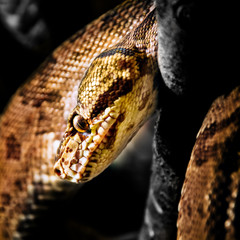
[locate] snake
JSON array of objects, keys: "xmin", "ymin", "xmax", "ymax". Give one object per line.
[{"xmin": 0, "ymin": 0, "xmax": 240, "ymax": 239}]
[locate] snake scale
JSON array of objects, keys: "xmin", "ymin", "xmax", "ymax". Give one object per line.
[{"xmin": 0, "ymin": 0, "xmax": 240, "ymax": 239}]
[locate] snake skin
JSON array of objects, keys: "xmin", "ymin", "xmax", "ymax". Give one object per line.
[
  {"xmin": 177, "ymin": 86, "xmax": 240, "ymax": 240},
  {"xmin": 0, "ymin": 0, "xmax": 240, "ymax": 239},
  {"xmin": 0, "ymin": 0, "xmax": 153, "ymax": 238}
]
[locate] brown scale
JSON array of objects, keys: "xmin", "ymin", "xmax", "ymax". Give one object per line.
[
  {"xmin": 177, "ymin": 86, "xmax": 240, "ymax": 240},
  {"xmin": 0, "ymin": 0, "xmax": 153, "ymax": 238}
]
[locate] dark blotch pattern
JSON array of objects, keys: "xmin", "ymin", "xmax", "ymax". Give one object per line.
[
  {"xmin": 195, "ymin": 158, "xmax": 207, "ymax": 167},
  {"xmin": 6, "ymin": 134, "xmax": 21, "ymax": 160},
  {"xmin": 91, "ymin": 77, "xmax": 133, "ymax": 118},
  {"xmin": 96, "ymin": 47, "xmax": 137, "ymax": 59},
  {"xmin": 1, "ymin": 193, "xmax": 11, "ymax": 206}
]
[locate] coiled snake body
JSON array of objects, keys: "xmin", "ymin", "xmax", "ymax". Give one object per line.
[{"xmin": 0, "ymin": 0, "xmax": 240, "ymax": 239}]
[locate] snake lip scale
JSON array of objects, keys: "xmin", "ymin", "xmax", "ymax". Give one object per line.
[{"xmin": 54, "ymin": 103, "xmax": 121, "ymax": 183}]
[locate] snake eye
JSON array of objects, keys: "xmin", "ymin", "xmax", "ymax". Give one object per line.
[{"xmin": 73, "ymin": 115, "xmax": 89, "ymax": 132}]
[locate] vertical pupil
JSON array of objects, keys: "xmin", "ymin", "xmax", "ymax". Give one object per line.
[{"xmin": 78, "ymin": 120, "xmax": 86, "ymax": 129}]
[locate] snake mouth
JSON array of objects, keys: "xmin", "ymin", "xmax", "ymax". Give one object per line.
[{"xmin": 54, "ymin": 108, "xmax": 119, "ymax": 183}]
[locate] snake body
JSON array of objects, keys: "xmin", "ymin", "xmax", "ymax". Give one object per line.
[
  {"xmin": 0, "ymin": 0, "xmax": 240, "ymax": 239},
  {"xmin": 0, "ymin": 0, "xmax": 153, "ymax": 238},
  {"xmin": 177, "ymin": 87, "xmax": 240, "ymax": 240}
]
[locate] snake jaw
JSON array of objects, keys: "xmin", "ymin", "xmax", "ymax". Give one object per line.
[{"xmin": 54, "ymin": 106, "xmax": 120, "ymax": 183}]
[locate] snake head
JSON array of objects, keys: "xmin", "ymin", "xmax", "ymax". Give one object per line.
[
  {"xmin": 54, "ymin": 44, "xmax": 159, "ymax": 183},
  {"xmin": 54, "ymin": 101, "xmax": 123, "ymax": 183}
]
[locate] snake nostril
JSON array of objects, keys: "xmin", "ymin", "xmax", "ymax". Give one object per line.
[{"xmin": 54, "ymin": 168, "xmax": 61, "ymax": 176}]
